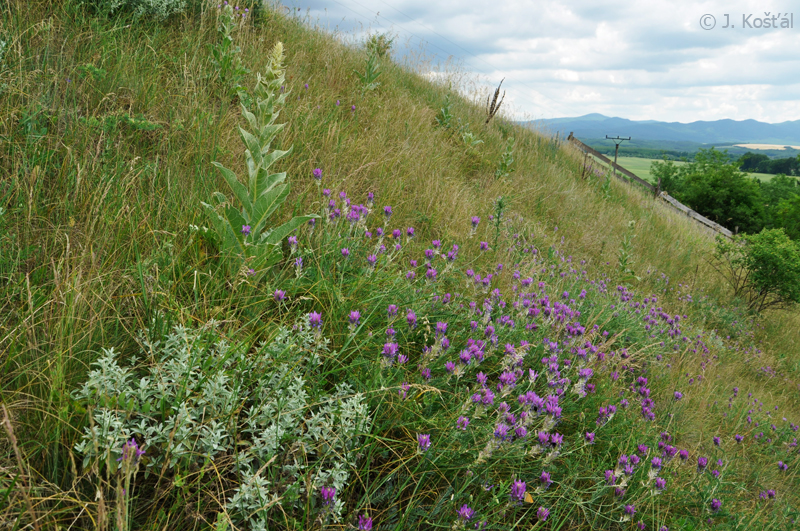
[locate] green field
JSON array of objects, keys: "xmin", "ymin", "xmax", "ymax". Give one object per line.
[{"xmin": 603, "ymin": 156, "xmax": 775, "ymax": 183}]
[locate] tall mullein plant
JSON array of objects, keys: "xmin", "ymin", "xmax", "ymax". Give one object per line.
[{"xmin": 204, "ymin": 42, "xmax": 317, "ymax": 274}]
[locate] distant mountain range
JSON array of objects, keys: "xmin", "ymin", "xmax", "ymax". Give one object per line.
[{"xmin": 526, "ymin": 113, "xmax": 800, "ymax": 145}]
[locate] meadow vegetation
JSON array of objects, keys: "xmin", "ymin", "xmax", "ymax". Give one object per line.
[{"xmin": 1, "ymin": 1, "xmax": 800, "ymax": 530}]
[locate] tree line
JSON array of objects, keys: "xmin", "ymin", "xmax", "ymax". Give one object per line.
[
  {"xmin": 737, "ymin": 151, "xmax": 800, "ymax": 176},
  {"xmin": 651, "ymin": 149, "xmax": 800, "ymax": 239}
]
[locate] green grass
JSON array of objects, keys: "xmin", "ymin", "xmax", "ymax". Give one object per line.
[
  {"xmin": 1, "ymin": 1, "xmax": 799, "ymax": 530},
  {"xmin": 611, "ymin": 156, "xmax": 775, "ymax": 183}
]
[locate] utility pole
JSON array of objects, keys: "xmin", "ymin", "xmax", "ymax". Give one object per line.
[{"xmin": 605, "ymin": 135, "xmax": 631, "ymax": 178}]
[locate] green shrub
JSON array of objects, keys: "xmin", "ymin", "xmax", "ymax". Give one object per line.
[{"xmin": 710, "ymin": 228, "xmax": 800, "ymax": 312}]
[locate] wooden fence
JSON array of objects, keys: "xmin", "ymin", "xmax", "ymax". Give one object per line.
[{"xmin": 567, "ymin": 133, "xmax": 734, "ymax": 239}]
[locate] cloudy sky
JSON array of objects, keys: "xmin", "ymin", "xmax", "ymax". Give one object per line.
[{"xmin": 283, "ymin": 0, "xmax": 800, "ymax": 123}]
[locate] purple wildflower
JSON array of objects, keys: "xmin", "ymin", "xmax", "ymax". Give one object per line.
[
  {"xmin": 537, "ymin": 507, "xmax": 550, "ymax": 522},
  {"xmin": 320, "ymin": 486, "xmax": 336, "ymax": 505},
  {"xmin": 509, "ymin": 480, "xmax": 526, "ymax": 503},
  {"xmin": 417, "ymin": 433, "xmax": 431, "ymax": 452},
  {"xmin": 457, "ymin": 504, "xmax": 475, "ymax": 522}
]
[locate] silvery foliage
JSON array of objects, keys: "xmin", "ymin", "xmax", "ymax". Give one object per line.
[
  {"xmin": 106, "ymin": 0, "xmax": 187, "ymax": 20},
  {"xmin": 73, "ymin": 319, "xmax": 371, "ymax": 527}
]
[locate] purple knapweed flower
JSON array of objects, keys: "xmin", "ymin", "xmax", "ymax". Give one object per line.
[
  {"xmin": 407, "ymin": 310, "xmax": 417, "ymax": 329},
  {"xmin": 417, "ymin": 433, "xmax": 431, "ymax": 452},
  {"xmin": 399, "ymin": 382, "xmax": 410, "ymax": 400},
  {"xmin": 117, "ymin": 438, "xmax": 145, "ymax": 463},
  {"xmin": 349, "ymin": 310, "xmax": 361, "ymax": 326},
  {"xmin": 320, "ymin": 486, "xmax": 336, "ymax": 505},
  {"xmin": 509, "ymin": 480, "xmax": 526, "ymax": 503},
  {"xmin": 479, "ymin": 241, "xmax": 489, "ymax": 251},
  {"xmin": 273, "ymin": 290, "xmax": 286, "ymax": 302},
  {"xmin": 713, "ymin": 436, "xmax": 721, "ymax": 447},
  {"xmin": 341, "ymin": 247, "xmax": 350, "ymax": 258},
  {"xmin": 624, "ymin": 504, "xmax": 636, "ymax": 517},
  {"xmin": 308, "ymin": 311, "xmax": 322, "ymax": 328},
  {"xmin": 540, "ymin": 471, "xmax": 553, "ymax": 489},
  {"xmin": 457, "ymin": 416, "xmax": 469, "ymax": 430},
  {"xmin": 471, "ymin": 216, "xmax": 480, "ymax": 228},
  {"xmin": 674, "ymin": 391, "xmax": 683, "ymax": 400},
  {"xmin": 384, "ymin": 206, "xmax": 392, "ymax": 219},
  {"xmin": 382, "ymin": 342, "xmax": 398, "ymax": 360},
  {"xmin": 406, "ymin": 227, "xmax": 415, "ymax": 238},
  {"xmin": 585, "ymin": 432, "xmax": 596, "ymax": 444},
  {"xmin": 710, "ymin": 498, "xmax": 722, "ymax": 512},
  {"xmin": 655, "ymin": 477, "xmax": 667, "ymax": 491},
  {"xmin": 778, "ymin": 461, "xmax": 788, "ymax": 471},
  {"xmin": 358, "ymin": 515, "xmax": 373, "ymax": 530},
  {"xmin": 241, "ymin": 224, "xmax": 251, "ymax": 236},
  {"xmin": 457, "ymin": 504, "xmax": 475, "ymax": 522},
  {"xmin": 537, "ymin": 507, "xmax": 550, "ymax": 522},
  {"xmin": 697, "ymin": 456, "xmax": 708, "ymax": 472},
  {"xmin": 312, "ymin": 168, "xmax": 323, "ymax": 180},
  {"xmin": 735, "ymin": 434, "xmax": 743, "ymax": 443}
]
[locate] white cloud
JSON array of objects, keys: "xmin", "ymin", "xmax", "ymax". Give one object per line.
[{"xmin": 295, "ymin": 0, "xmax": 800, "ymax": 122}]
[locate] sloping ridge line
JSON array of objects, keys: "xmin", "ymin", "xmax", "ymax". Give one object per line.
[{"xmin": 567, "ymin": 133, "xmax": 734, "ymax": 240}]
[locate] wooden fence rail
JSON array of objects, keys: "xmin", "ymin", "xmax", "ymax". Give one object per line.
[{"xmin": 566, "ymin": 133, "xmax": 733, "ymax": 240}]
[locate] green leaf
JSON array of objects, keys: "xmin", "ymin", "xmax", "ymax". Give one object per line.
[
  {"xmin": 262, "ymin": 215, "xmax": 318, "ymax": 246},
  {"xmin": 255, "ymin": 170, "xmax": 287, "ymax": 199},
  {"xmin": 251, "ymin": 183, "xmax": 290, "ymax": 236},
  {"xmin": 211, "ymin": 162, "xmax": 252, "ymax": 214},
  {"xmin": 260, "ymin": 147, "xmax": 292, "ymax": 174}
]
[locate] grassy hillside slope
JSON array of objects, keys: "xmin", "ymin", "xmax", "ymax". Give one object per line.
[{"xmin": 1, "ymin": 1, "xmax": 799, "ymax": 530}]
